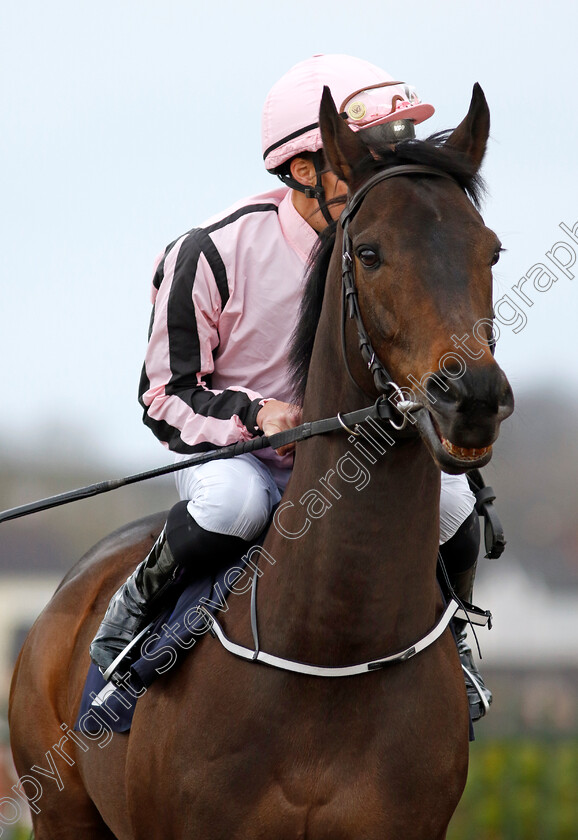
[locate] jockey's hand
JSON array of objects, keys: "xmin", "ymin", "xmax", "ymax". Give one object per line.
[{"xmin": 256, "ymin": 400, "xmax": 303, "ymax": 456}]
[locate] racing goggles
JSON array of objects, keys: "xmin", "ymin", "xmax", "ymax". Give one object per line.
[{"xmin": 339, "ymin": 81, "xmax": 429, "ymax": 129}]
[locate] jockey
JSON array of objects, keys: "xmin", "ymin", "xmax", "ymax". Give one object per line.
[{"xmin": 90, "ymin": 54, "xmax": 492, "ymax": 721}]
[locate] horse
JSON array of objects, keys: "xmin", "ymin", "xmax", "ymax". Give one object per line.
[{"xmin": 9, "ymin": 82, "xmax": 513, "ymax": 839}]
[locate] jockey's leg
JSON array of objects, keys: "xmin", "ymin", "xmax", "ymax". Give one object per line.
[
  {"xmin": 90, "ymin": 454, "xmax": 284, "ymax": 681},
  {"xmin": 439, "ymin": 473, "xmax": 492, "ymax": 721}
]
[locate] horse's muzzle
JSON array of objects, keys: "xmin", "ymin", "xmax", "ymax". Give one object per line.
[{"xmin": 414, "ymin": 363, "xmax": 514, "ymax": 474}]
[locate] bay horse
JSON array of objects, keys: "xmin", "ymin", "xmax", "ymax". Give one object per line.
[{"xmin": 9, "ymin": 83, "xmax": 513, "ymax": 839}]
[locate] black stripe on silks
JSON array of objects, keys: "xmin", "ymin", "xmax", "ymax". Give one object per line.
[
  {"xmin": 163, "ymin": 231, "xmax": 256, "ymax": 425},
  {"xmin": 139, "ymin": 391, "xmax": 260, "ymax": 455},
  {"xmin": 203, "ymin": 202, "xmax": 279, "ymax": 235},
  {"xmin": 197, "ymin": 203, "xmax": 280, "ymax": 309},
  {"xmin": 165, "ymin": 230, "xmax": 204, "ymax": 391},
  {"xmin": 146, "ymin": 304, "xmax": 155, "ymax": 341},
  {"xmin": 138, "ymin": 366, "xmax": 151, "ymax": 412},
  {"xmin": 140, "ymin": 410, "xmax": 222, "ymax": 455},
  {"xmin": 153, "ymin": 203, "xmax": 278, "ymax": 299},
  {"xmin": 190, "ymin": 228, "xmax": 229, "ymax": 308},
  {"xmin": 141, "ymin": 202, "xmax": 280, "ymax": 448},
  {"xmin": 152, "ymin": 235, "xmax": 181, "ymax": 291},
  {"xmin": 164, "ymin": 203, "xmax": 281, "ymax": 402},
  {"xmin": 139, "ymin": 363, "xmax": 211, "ymax": 416},
  {"xmin": 139, "ymin": 368, "xmax": 223, "ymax": 455},
  {"xmin": 174, "ymin": 385, "xmax": 257, "ymax": 425},
  {"xmin": 152, "ymin": 257, "xmax": 165, "ymax": 292}
]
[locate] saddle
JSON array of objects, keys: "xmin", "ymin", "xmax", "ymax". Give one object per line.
[{"xmin": 76, "ymin": 554, "xmax": 249, "ymax": 734}]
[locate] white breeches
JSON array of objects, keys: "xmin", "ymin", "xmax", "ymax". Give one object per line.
[
  {"xmin": 174, "ymin": 454, "xmax": 287, "ymax": 541},
  {"xmin": 438, "ymin": 472, "xmax": 476, "ymax": 543},
  {"xmin": 174, "ymin": 453, "xmax": 475, "ymax": 544}
]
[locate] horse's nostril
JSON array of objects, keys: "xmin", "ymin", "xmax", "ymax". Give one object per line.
[
  {"xmin": 425, "ymin": 373, "xmax": 460, "ymax": 407},
  {"xmin": 423, "ymin": 364, "xmax": 514, "ymax": 424},
  {"xmin": 426, "ymin": 374, "xmax": 477, "ymax": 413}
]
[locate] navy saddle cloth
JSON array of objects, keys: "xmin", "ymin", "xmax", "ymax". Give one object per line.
[{"xmin": 75, "ymin": 556, "xmax": 249, "ymax": 734}]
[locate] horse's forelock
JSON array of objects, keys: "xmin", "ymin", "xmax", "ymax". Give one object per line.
[{"xmin": 371, "ymin": 132, "xmax": 486, "ymax": 208}]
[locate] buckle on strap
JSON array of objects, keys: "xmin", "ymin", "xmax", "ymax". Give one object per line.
[
  {"xmin": 454, "ymin": 601, "xmax": 492, "ymax": 629},
  {"xmin": 467, "ymin": 469, "xmax": 506, "ymax": 559}
]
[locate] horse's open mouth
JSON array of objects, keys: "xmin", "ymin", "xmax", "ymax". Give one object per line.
[
  {"xmin": 412, "ymin": 407, "xmax": 494, "ymax": 474},
  {"xmin": 440, "ymin": 437, "xmax": 492, "ymax": 462}
]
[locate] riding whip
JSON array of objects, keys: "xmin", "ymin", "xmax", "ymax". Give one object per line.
[{"xmin": 0, "ymin": 399, "xmax": 402, "ymax": 524}]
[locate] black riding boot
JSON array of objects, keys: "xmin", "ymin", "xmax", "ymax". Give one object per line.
[
  {"xmin": 440, "ymin": 510, "xmax": 492, "ymax": 721},
  {"xmin": 89, "ymin": 501, "xmax": 250, "ymax": 682}
]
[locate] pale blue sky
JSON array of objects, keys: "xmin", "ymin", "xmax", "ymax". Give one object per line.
[{"xmin": 1, "ymin": 0, "xmax": 577, "ymax": 469}]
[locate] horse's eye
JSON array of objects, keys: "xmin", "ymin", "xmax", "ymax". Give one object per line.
[
  {"xmin": 357, "ymin": 247, "xmax": 380, "ymax": 269},
  {"xmin": 491, "ymin": 247, "xmax": 502, "ymax": 266}
]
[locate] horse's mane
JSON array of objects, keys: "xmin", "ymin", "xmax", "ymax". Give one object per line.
[{"xmin": 288, "ymin": 131, "xmax": 486, "ymax": 405}]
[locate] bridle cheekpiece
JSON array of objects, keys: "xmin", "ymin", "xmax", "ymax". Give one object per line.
[{"xmin": 339, "ymin": 164, "xmax": 457, "ymax": 429}]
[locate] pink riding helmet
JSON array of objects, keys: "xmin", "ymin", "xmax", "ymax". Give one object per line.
[{"xmin": 262, "ymin": 53, "xmax": 435, "ymax": 172}]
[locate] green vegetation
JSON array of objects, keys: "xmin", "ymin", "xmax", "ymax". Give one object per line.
[{"xmin": 448, "ymin": 738, "xmax": 578, "ymax": 840}]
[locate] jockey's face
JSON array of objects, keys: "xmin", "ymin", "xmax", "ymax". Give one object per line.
[
  {"xmin": 321, "ymin": 169, "xmax": 348, "ymax": 217},
  {"xmin": 289, "ymin": 155, "xmax": 347, "ymax": 233}
]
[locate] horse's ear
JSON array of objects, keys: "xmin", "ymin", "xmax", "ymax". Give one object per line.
[
  {"xmin": 446, "ymin": 83, "xmax": 490, "ymax": 171},
  {"xmin": 319, "ymin": 86, "xmax": 369, "ymax": 186}
]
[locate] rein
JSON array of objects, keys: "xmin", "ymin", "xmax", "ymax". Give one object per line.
[
  {"xmin": 339, "ymin": 164, "xmax": 457, "ymax": 414},
  {"xmin": 0, "ymin": 398, "xmax": 411, "ymax": 524},
  {"xmin": 1, "ymin": 166, "xmax": 458, "ymax": 526}
]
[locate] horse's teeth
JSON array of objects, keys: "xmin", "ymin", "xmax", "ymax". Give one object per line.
[{"xmin": 441, "ymin": 438, "xmax": 490, "ymax": 460}]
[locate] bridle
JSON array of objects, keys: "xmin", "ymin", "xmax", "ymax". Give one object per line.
[{"xmin": 339, "ymin": 164, "xmax": 458, "ymax": 425}]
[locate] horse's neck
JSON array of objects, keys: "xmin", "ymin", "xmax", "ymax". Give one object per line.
[
  {"xmin": 258, "ymin": 274, "xmax": 443, "ymax": 664},
  {"xmin": 260, "ymin": 431, "xmax": 441, "ymax": 663}
]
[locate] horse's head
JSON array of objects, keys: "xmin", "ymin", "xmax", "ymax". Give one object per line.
[{"xmin": 319, "ymin": 83, "xmax": 514, "ymax": 474}]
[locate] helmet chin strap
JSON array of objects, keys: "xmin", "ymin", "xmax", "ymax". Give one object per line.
[
  {"xmin": 276, "ymin": 150, "xmax": 335, "ymax": 228},
  {"xmin": 303, "ymin": 150, "xmax": 335, "ymax": 227}
]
